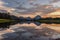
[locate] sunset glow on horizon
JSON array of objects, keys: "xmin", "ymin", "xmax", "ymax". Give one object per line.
[{"xmin": 0, "ymin": 0, "xmax": 60, "ymax": 17}]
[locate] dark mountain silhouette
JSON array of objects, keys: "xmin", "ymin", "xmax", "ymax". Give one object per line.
[
  {"xmin": 33, "ymin": 15, "xmax": 41, "ymax": 21},
  {"xmin": 25, "ymin": 17, "xmax": 32, "ymax": 21},
  {"xmin": 19, "ymin": 16, "xmax": 25, "ymax": 21}
]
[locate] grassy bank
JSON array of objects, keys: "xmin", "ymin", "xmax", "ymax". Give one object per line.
[
  {"xmin": 0, "ymin": 19, "xmax": 60, "ymax": 23},
  {"xmin": 36, "ymin": 19, "xmax": 60, "ymax": 23},
  {"xmin": 0, "ymin": 19, "xmax": 15, "ymax": 23}
]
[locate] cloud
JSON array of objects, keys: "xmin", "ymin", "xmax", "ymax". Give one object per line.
[
  {"xmin": 14, "ymin": 4, "xmax": 57, "ymax": 17},
  {"xmin": 0, "ymin": 0, "xmax": 5, "ymax": 6},
  {"xmin": 52, "ymin": 0, "xmax": 60, "ymax": 3},
  {"xmin": 0, "ymin": 0, "xmax": 60, "ymax": 16},
  {"xmin": 51, "ymin": 1, "xmax": 60, "ymax": 8}
]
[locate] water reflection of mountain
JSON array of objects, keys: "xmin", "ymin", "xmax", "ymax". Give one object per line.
[
  {"xmin": 0, "ymin": 21, "xmax": 41, "ymax": 29},
  {"xmin": 0, "ymin": 22, "xmax": 18, "ymax": 29}
]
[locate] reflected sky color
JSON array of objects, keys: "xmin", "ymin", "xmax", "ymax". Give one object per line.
[{"xmin": 0, "ymin": 23, "xmax": 60, "ymax": 40}]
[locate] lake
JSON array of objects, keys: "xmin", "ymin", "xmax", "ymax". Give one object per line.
[{"xmin": 0, "ymin": 21, "xmax": 60, "ymax": 40}]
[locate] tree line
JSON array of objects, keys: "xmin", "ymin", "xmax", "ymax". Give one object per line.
[{"xmin": 0, "ymin": 12, "xmax": 60, "ymax": 21}]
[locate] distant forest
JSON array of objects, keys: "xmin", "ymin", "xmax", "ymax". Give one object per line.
[
  {"xmin": 0, "ymin": 12, "xmax": 60, "ymax": 21},
  {"xmin": 0, "ymin": 12, "xmax": 19, "ymax": 20}
]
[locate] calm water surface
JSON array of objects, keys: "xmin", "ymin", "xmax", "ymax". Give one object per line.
[{"xmin": 0, "ymin": 22, "xmax": 60, "ymax": 40}]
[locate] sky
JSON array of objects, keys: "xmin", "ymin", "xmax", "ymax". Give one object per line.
[{"xmin": 0, "ymin": 0, "xmax": 60, "ymax": 16}]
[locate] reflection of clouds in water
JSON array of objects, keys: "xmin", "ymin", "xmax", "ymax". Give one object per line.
[
  {"xmin": 51, "ymin": 34, "xmax": 60, "ymax": 39},
  {"xmin": 0, "ymin": 24, "xmax": 60, "ymax": 40}
]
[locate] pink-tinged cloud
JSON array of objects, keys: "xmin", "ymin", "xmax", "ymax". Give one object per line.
[{"xmin": 0, "ymin": 0, "xmax": 60, "ymax": 17}]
